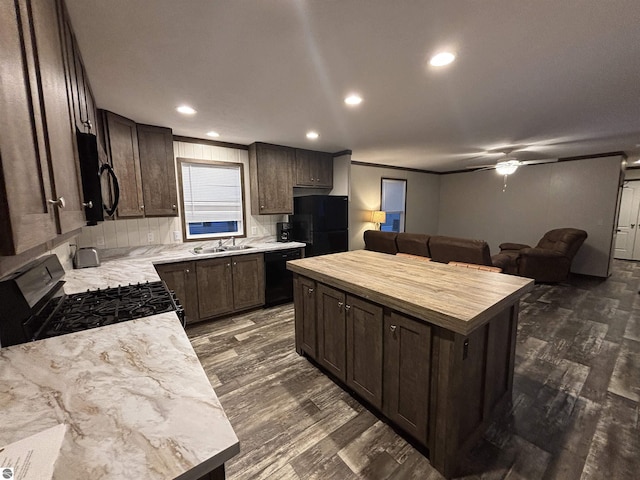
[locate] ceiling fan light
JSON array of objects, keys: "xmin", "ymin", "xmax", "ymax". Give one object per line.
[{"xmin": 495, "ymin": 160, "xmax": 519, "ymax": 175}]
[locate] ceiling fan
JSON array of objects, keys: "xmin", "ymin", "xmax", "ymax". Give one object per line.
[
  {"xmin": 465, "ymin": 147, "xmax": 557, "ymax": 191},
  {"xmin": 465, "ymin": 147, "xmax": 557, "ymax": 174}
]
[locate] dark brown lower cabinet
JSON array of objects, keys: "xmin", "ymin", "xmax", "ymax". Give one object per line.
[
  {"xmin": 293, "ymin": 274, "xmax": 522, "ymax": 479},
  {"xmin": 316, "ymin": 284, "xmax": 347, "ymax": 381},
  {"xmin": 154, "ymin": 261, "xmax": 198, "ymax": 324},
  {"xmin": 294, "ymin": 276, "xmax": 317, "ymax": 357},
  {"xmin": 196, "ymin": 258, "xmax": 234, "ymax": 319},
  {"xmin": 346, "ymin": 295, "xmax": 383, "ymax": 410},
  {"xmin": 383, "ymin": 311, "xmax": 431, "ymax": 445},
  {"xmin": 156, "ymin": 253, "xmax": 265, "ymax": 325},
  {"xmin": 231, "ymin": 254, "xmax": 265, "ymax": 311}
]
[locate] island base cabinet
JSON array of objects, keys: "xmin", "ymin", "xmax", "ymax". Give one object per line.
[
  {"xmin": 383, "ymin": 311, "xmax": 431, "ymax": 446},
  {"xmin": 316, "ymin": 284, "xmax": 347, "ymax": 382},
  {"xmin": 294, "ymin": 275, "xmax": 317, "ymax": 357},
  {"xmin": 428, "ymin": 305, "xmax": 518, "ymax": 478},
  {"xmin": 291, "ymin": 273, "xmax": 522, "ymax": 479},
  {"xmin": 346, "ymin": 295, "xmax": 383, "ymax": 410}
]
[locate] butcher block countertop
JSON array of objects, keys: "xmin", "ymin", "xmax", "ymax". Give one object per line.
[
  {"xmin": 287, "ymin": 250, "xmax": 534, "ymax": 335},
  {"xmin": 0, "ymin": 312, "xmax": 239, "ymax": 480}
]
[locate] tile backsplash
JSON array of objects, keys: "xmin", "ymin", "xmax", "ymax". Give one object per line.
[{"xmin": 76, "ymin": 215, "xmax": 286, "ymax": 249}]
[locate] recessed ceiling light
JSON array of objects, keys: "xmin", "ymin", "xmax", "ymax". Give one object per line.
[
  {"xmin": 344, "ymin": 94, "xmax": 363, "ymax": 106},
  {"xmin": 206, "ymin": 131, "xmax": 220, "ymax": 138},
  {"xmin": 306, "ymin": 131, "xmax": 319, "ymax": 140},
  {"xmin": 176, "ymin": 105, "xmax": 197, "ymax": 115},
  {"xmin": 429, "ymin": 52, "xmax": 456, "ymax": 67}
]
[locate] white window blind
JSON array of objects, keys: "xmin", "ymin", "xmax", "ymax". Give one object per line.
[{"xmin": 181, "ymin": 162, "xmax": 243, "ymax": 232}]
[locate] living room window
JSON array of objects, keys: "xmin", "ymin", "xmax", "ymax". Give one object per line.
[
  {"xmin": 178, "ymin": 158, "xmax": 246, "ymax": 241},
  {"xmin": 380, "ymin": 178, "xmax": 407, "ymax": 233}
]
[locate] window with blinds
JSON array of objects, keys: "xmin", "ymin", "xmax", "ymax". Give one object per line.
[
  {"xmin": 179, "ymin": 159, "xmax": 245, "ymax": 240},
  {"xmin": 380, "ymin": 177, "xmax": 407, "ymax": 233}
]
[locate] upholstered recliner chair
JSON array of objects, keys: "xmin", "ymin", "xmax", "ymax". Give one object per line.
[{"xmin": 492, "ymin": 228, "xmax": 588, "ymax": 283}]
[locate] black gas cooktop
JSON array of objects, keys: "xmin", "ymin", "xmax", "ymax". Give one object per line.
[
  {"xmin": 0, "ymin": 255, "xmax": 184, "ymax": 347},
  {"xmin": 32, "ymin": 281, "xmax": 184, "ymax": 340}
]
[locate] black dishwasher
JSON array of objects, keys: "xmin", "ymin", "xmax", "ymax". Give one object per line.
[{"xmin": 265, "ymin": 248, "xmax": 302, "ymax": 306}]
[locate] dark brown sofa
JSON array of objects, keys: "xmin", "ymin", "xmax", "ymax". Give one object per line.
[
  {"xmin": 396, "ymin": 233, "xmax": 430, "ymax": 257},
  {"xmin": 363, "ymin": 230, "xmax": 497, "ymax": 268},
  {"xmin": 363, "ymin": 230, "xmax": 398, "ymax": 254},
  {"xmin": 428, "ymin": 235, "xmax": 494, "ymax": 266},
  {"xmin": 492, "ymin": 228, "xmax": 587, "ymax": 283}
]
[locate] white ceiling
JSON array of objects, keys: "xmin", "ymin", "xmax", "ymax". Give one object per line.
[{"xmin": 65, "ymin": 0, "xmax": 640, "ymax": 172}]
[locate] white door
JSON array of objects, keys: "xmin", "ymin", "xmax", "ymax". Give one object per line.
[{"xmin": 614, "ymin": 181, "xmax": 640, "ymax": 260}]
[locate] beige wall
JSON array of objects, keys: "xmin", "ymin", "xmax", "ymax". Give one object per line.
[
  {"xmin": 349, "ymin": 164, "xmax": 440, "ymax": 250},
  {"xmin": 438, "ymin": 155, "xmax": 623, "ymax": 277}
]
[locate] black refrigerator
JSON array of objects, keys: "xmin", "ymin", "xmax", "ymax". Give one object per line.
[{"xmin": 290, "ymin": 195, "xmax": 348, "ymax": 257}]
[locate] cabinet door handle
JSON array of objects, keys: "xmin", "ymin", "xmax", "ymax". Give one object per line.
[
  {"xmin": 337, "ymin": 301, "xmax": 344, "ymax": 308},
  {"xmin": 172, "ymin": 204, "xmax": 177, "ymax": 210},
  {"xmin": 226, "ymin": 263, "xmax": 231, "ymax": 268},
  {"xmin": 390, "ymin": 324, "xmax": 397, "ymax": 338},
  {"xmin": 47, "ymin": 197, "xmax": 66, "ymax": 209},
  {"xmin": 307, "ymin": 287, "xmax": 314, "ymax": 294},
  {"xmin": 82, "ymin": 201, "xmax": 93, "ymax": 209},
  {"xmin": 140, "ymin": 205, "xmax": 145, "ymax": 210},
  {"xmin": 185, "ymin": 269, "xmax": 190, "ymax": 273},
  {"xmin": 632, "ymin": 224, "xmax": 636, "ymax": 228},
  {"xmin": 345, "ymin": 304, "xmax": 351, "ymax": 311}
]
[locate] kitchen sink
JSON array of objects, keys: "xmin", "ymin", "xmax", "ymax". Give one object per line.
[
  {"xmin": 190, "ymin": 245, "xmax": 254, "ymax": 255},
  {"xmin": 221, "ymin": 245, "xmax": 254, "ymax": 251},
  {"xmin": 190, "ymin": 247, "xmax": 224, "ymax": 255}
]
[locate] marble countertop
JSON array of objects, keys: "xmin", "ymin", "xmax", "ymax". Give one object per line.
[
  {"xmin": 288, "ymin": 250, "xmax": 534, "ymax": 335},
  {"xmin": 0, "ymin": 313, "xmax": 239, "ymax": 480},
  {"xmin": 64, "ymin": 237, "xmax": 305, "ymax": 293},
  {"xmin": 0, "ymin": 238, "xmax": 303, "ymax": 478}
]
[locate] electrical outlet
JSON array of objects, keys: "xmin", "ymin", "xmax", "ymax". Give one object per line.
[
  {"xmin": 251, "ymin": 226, "xmax": 257, "ymax": 236},
  {"xmin": 147, "ymin": 232, "xmax": 155, "ymax": 243},
  {"xmin": 96, "ymin": 236, "xmax": 105, "ymax": 247},
  {"xmin": 173, "ymin": 230, "xmax": 181, "ymax": 242}
]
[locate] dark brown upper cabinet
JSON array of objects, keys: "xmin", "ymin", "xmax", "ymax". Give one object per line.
[
  {"xmin": 294, "ymin": 148, "xmax": 333, "ymax": 189},
  {"xmin": 102, "ymin": 111, "xmax": 144, "ymax": 218},
  {"xmin": 249, "ymin": 142, "xmax": 295, "ymax": 215},
  {"xmin": 101, "ymin": 112, "xmax": 178, "ymax": 219},
  {"xmin": 137, "ymin": 124, "xmax": 178, "ymax": 216},
  {"xmin": 0, "ymin": 0, "xmax": 85, "ymax": 256}
]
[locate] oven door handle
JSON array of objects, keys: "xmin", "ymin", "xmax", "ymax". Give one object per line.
[{"xmin": 100, "ymin": 163, "xmax": 120, "ymax": 217}]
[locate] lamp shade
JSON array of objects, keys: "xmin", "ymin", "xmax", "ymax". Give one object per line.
[{"xmin": 371, "ymin": 210, "xmax": 386, "ymax": 224}]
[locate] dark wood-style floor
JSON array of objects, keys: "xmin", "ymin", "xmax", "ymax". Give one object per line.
[{"xmin": 187, "ymin": 260, "xmax": 640, "ymax": 479}]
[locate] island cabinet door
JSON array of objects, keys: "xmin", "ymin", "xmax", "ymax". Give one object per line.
[
  {"xmin": 294, "ymin": 276, "xmax": 317, "ymax": 357},
  {"xmin": 196, "ymin": 258, "xmax": 234, "ymax": 319},
  {"xmin": 345, "ymin": 295, "xmax": 383, "ymax": 410},
  {"xmin": 316, "ymin": 284, "xmax": 347, "ymax": 382},
  {"xmin": 383, "ymin": 311, "xmax": 431, "ymax": 446}
]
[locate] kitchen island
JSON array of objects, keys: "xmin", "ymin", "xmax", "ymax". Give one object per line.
[
  {"xmin": 287, "ymin": 250, "xmax": 534, "ymax": 478},
  {"xmin": 0, "ymin": 312, "xmax": 239, "ymax": 480}
]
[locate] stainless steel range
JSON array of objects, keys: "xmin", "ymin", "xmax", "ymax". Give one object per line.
[{"xmin": 0, "ymin": 255, "xmax": 184, "ymax": 348}]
